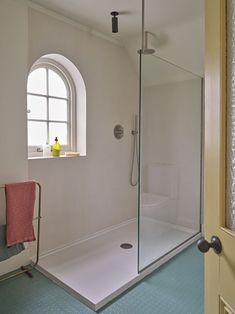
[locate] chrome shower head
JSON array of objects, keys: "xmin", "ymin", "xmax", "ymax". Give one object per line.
[
  {"xmin": 137, "ymin": 48, "xmax": 156, "ymax": 55},
  {"xmin": 142, "ymin": 48, "xmax": 156, "ymax": 55},
  {"xmin": 138, "ymin": 31, "xmax": 156, "ymax": 55}
]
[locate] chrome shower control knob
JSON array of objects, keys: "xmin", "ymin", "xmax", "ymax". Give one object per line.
[
  {"xmin": 197, "ymin": 236, "xmax": 222, "ymax": 255},
  {"xmin": 114, "ymin": 125, "xmax": 124, "ymax": 139}
]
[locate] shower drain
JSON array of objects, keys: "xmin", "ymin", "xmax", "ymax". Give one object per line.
[{"xmin": 120, "ymin": 243, "xmax": 133, "ymax": 249}]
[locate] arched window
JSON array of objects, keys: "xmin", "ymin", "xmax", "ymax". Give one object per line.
[{"xmin": 27, "ymin": 58, "xmax": 76, "ymax": 155}]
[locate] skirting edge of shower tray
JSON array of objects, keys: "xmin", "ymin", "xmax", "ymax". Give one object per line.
[{"xmin": 36, "ymin": 220, "xmax": 201, "ymax": 312}]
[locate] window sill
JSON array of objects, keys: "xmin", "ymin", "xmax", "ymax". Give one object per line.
[{"xmin": 28, "ymin": 154, "xmax": 85, "ymax": 160}]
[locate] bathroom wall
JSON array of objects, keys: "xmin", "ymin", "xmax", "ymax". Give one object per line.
[
  {"xmin": 141, "ymin": 78, "xmax": 201, "ymax": 230},
  {"xmin": 0, "ymin": 0, "xmax": 29, "ymax": 275},
  {"xmin": 28, "ymin": 8, "xmax": 138, "ymax": 253}
]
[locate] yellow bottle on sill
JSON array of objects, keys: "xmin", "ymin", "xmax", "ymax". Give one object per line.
[{"xmin": 52, "ymin": 137, "xmax": 61, "ymax": 157}]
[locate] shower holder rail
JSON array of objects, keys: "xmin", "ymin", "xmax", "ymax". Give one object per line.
[{"xmin": 0, "ymin": 182, "xmax": 42, "ymax": 282}]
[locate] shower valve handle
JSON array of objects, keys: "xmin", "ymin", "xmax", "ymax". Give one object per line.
[{"xmin": 197, "ymin": 236, "xmax": 222, "ymax": 255}]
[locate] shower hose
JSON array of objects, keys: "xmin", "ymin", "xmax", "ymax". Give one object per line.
[{"xmin": 130, "ymin": 128, "xmax": 139, "ymax": 186}]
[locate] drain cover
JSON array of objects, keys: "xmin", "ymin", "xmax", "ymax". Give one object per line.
[{"xmin": 120, "ymin": 243, "xmax": 133, "ymax": 249}]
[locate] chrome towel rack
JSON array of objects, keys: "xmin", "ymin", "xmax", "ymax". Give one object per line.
[{"xmin": 0, "ymin": 181, "xmax": 42, "ymax": 282}]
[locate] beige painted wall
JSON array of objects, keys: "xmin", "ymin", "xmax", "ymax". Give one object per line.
[
  {"xmin": 0, "ymin": 0, "xmax": 29, "ymax": 275},
  {"xmin": 28, "ymin": 8, "xmax": 138, "ymax": 254}
]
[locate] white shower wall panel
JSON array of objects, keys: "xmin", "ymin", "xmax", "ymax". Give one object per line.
[{"xmin": 28, "ymin": 8, "xmax": 138, "ymax": 254}]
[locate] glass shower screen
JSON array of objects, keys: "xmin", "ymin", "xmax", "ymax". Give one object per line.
[{"xmin": 138, "ymin": 53, "xmax": 202, "ymax": 271}]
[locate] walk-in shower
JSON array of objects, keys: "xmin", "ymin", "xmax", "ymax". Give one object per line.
[
  {"xmin": 138, "ymin": 52, "xmax": 202, "ymax": 271},
  {"xmin": 36, "ymin": 0, "xmax": 203, "ymax": 311},
  {"xmin": 38, "ymin": 40, "xmax": 202, "ymax": 313}
]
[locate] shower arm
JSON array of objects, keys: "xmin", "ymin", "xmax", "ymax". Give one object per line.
[
  {"xmin": 144, "ymin": 31, "xmax": 148, "ymax": 50},
  {"xmin": 142, "ymin": 0, "xmax": 145, "ymax": 52},
  {"xmin": 140, "ymin": 1, "xmax": 155, "ymax": 55}
]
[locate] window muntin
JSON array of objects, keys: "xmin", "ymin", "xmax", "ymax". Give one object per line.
[{"xmin": 27, "ymin": 62, "xmax": 73, "ymax": 151}]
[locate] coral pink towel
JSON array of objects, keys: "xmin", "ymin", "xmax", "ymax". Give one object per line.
[{"xmin": 6, "ymin": 181, "xmax": 36, "ymax": 247}]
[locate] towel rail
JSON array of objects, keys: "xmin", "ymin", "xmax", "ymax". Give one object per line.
[{"xmin": 0, "ymin": 181, "xmax": 42, "ymax": 282}]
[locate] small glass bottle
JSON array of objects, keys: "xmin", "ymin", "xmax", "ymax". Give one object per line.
[{"xmin": 43, "ymin": 141, "xmax": 51, "ymax": 157}]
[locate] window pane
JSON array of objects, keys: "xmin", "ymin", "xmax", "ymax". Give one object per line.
[
  {"xmin": 48, "ymin": 69, "xmax": 67, "ymax": 98},
  {"xmin": 28, "ymin": 121, "xmax": 47, "ymax": 146},
  {"xmin": 27, "ymin": 95, "xmax": 47, "ymax": 120},
  {"xmin": 28, "ymin": 68, "xmax": 47, "ymax": 95},
  {"xmin": 49, "ymin": 98, "xmax": 67, "ymax": 121},
  {"xmin": 49, "ymin": 123, "xmax": 67, "ymax": 145}
]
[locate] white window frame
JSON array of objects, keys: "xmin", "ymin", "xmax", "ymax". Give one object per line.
[{"xmin": 27, "ymin": 58, "xmax": 76, "ymax": 157}]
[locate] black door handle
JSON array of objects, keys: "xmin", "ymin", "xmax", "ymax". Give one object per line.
[{"xmin": 197, "ymin": 236, "xmax": 222, "ymax": 255}]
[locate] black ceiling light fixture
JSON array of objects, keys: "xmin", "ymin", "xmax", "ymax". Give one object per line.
[{"xmin": 111, "ymin": 11, "xmax": 119, "ymax": 33}]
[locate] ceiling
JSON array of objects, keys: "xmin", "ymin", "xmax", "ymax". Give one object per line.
[
  {"xmin": 29, "ymin": 0, "xmax": 204, "ymax": 82},
  {"xmin": 29, "ymin": 0, "xmax": 204, "ymax": 44}
]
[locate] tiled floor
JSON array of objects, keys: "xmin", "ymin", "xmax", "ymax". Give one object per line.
[{"xmin": 0, "ymin": 243, "xmax": 204, "ymax": 314}]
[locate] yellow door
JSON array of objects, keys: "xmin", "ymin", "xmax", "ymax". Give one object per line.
[{"xmin": 204, "ymin": 0, "xmax": 235, "ymax": 313}]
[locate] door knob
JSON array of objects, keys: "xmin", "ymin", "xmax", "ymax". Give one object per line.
[{"xmin": 197, "ymin": 236, "xmax": 222, "ymax": 255}]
